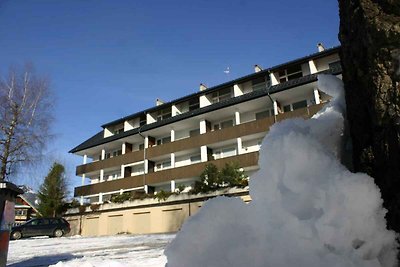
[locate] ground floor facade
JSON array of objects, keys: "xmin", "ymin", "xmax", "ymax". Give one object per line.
[{"xmin": 65, "ymin": 188, "xmax": 250, "ymax": 236}]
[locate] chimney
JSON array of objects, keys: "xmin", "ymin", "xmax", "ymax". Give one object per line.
[
  {"xmin": 254, "ymin": 64, "xmax": 263, "ymax": 73},
  {"xmin": 200, "ymin": 83, "xmax": 207, "ymax": 91},
  {"xmin": 317, "ymin": 43, "xmax": 325, "ymax": 52},
  {"xmin": 156, "ymin": 98, "xmax": 164, "ymax": 106}
]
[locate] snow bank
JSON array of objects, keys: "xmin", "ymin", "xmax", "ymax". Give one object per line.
[
  {"xmin": 8, "ymin": 234, "xmax": 174, "ymax": 267},
  {"xmin": 165, "ymin": 75, "xmax": 399, "ymax": 267}
]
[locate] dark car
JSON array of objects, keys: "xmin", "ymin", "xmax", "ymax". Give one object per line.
[{"xmin": 10, "ymin": 218, "xmax": 70, "ymax": 240}]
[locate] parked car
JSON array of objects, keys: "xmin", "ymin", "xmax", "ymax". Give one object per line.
[{"xmin": 10, "ymin": 218, "xmax": 70, "ymax": 240}]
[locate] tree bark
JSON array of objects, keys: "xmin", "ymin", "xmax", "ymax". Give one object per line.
[{"xmin": 338, "ymin": 0, "xmax": 400, "ymax": 238}]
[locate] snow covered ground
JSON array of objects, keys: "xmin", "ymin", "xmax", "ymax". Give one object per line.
[{"xmin": 7, "ymin": 233, "xmax": 175, "ymax": 267}]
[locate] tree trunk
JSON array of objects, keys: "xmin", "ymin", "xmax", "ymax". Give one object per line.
[{"xmin": 338, "ymin": 0, "xmax": 400, "ymax": 238}]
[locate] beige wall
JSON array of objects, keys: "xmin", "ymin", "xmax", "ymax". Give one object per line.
[{"xmin": 65, "ymin": 192, "xmax": 251, "ymax": 237}]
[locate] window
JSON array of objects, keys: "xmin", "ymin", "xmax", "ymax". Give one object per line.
[
  {"xmin": 283, "ymin": 100, "xmax": 308, "ymax": 112},
  {"xmin": 256, "ymin": 110, "xmax": 273, "ymax": 120},
  {"xmin": 15, "ymin": 210, "xmax": 27, "ymax": 216},
  {"xmin": 157, "ymin": 108, "xmax": 172, "ymax": 121},
  {"xmin": 214, "ymin": 119, "xmax": 233, "ymax": 131},
  {"xmin": 189, "ymin": 129, "xmax": 200, "ymax": 137},
  {"xmin": 112, "ymin": 149, "xmax": 122, "ymax": 157},
  {"xmin": 114, "ymin": 128, "xmax": 124, "ymax": 135},
  {"xmin": 213, "ymin": 147, "xmax": 237, "ymax": 160},
  {"xmin": 292, "ymin": 100, "xmax": 308, "ymax": 110},
  {"xmin": 156, "ymin": 160, "xmax": 171, "ymax": 171},
  {"xmin": 211, "ymin": 87, "xmax": 232, "ymax": 103},
  {"xmin": 278, "ymin": 64, "xmax": 303, "ymax": 83},
  {"xmin": 156, "ymin": 136, "xmax": 171, "ymax": 146},
  {"xmin": 252, "ymin": 77, "xmax": 270, "ymax": 91},
  {"xmin": 105, "ymin": 153, "xmax": 111, "ymax": 159},
  {"xmin": 283, "ymin": 105, "xmax": 291, "ymax": 112},
  {"xmin": 189, "ymin": 98, "xmax": 200, "ymax": 111},
  {"xmin": 106, "ymin": 172, "xmax": 119, "ymax": 180},
  {"xmin": 190, "ymin": 155, "xmax": 201, "ymax": 163}
]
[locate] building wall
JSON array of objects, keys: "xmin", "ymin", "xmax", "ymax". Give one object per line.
[
  {"xmin": 72, "ymin": 48, "xmax": 341, "ymax": 204},
  {"xmin": 65, "ymin": 190, "xmax": 251, "ymax": 237}
]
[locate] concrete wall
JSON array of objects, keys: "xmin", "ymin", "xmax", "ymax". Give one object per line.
[{"xmin": 65, "ymin": 190, "xmax": 251, "ymax": 237}]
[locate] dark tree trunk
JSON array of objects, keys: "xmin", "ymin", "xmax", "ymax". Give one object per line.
[{"xmin": 338, "ymin": 0, "xmax": 400, "ymax": 238}]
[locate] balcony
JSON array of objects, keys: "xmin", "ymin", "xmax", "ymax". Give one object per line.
[
  {"xmin": 76, "ymin": 117, "xmax": 274, "ymax": 175},
  {"xmin": 75, "ymin": 103, "xmax": 324, "ymax": 176},
  {"xmin": 74, "ymin": 152, "xmax": 259, "ymax": 197}
]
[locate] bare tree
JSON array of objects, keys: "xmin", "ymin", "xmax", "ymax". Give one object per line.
[{"xmin": 0, "ymin": 65, "xmax": 53, "ymax": 181}]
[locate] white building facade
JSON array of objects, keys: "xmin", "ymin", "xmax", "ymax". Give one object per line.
[{"xmin": 70, "ymin": 46, "xmax": 342, "ymax": 204}]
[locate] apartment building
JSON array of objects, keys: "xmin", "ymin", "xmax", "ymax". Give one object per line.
[{"xmin": 70, "ymin": 45, "xmax": 342, "ymax": 204}]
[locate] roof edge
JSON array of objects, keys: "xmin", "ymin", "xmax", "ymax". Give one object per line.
[{"xmin": 101, "ymin": 46, "xmax": 341, "ymax": 128}]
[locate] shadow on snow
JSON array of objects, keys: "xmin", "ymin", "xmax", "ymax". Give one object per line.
[{"xmin": 7, "ymin": 253, "xmax": 82, "ymax": 267}]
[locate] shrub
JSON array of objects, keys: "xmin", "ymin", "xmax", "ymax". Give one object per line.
[
  {"xmin": 176, "ymin": 184, "xmax": 186, "ymax": 194},
  {"xmin": 190, "ymin": 162, "xmax": 248, "ymax": 194},
  {"xmin": 154, "ymin": 190, "xmax": 175, "ymax": 202},
  {"xmin": 89, "ymin": 203, "xmax": 100, "ymax": 211},
  {"xmin": 111, "ymin": 192, "xmax": 131, "ymax": 203}
]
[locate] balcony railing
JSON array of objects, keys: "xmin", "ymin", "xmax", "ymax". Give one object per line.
[
  {"xmin": 76, "ymin": 103, "xmax": 324, "ymax": 176},
  {"xmin": 74, "ymin": 152, "xmax": 259, "ymax": 197}
]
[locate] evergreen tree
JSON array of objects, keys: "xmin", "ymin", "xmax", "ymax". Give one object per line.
[
  {"xmin": 38, "ymin": 162, "xmax": 67, "ymax": 217},
  {"xmin": 192, "ymin": 162, "xmax": 248, "ymax": 194}
]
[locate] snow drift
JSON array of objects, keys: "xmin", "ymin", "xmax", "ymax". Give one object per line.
[{"xmin": 165, "ymin": 75, "xmax": 399, "ymax": 267}]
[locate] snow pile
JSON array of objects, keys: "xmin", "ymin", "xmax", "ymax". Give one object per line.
[{"xmin": 165, "ymin": 75, "xmax": 399, "ymax": 267}]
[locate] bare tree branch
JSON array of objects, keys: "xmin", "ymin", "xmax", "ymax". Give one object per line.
[{"xmin": 0, "ymin": 65, "xmax": 53, "ymax": 181}]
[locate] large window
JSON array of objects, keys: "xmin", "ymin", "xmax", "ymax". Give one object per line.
[
  {"xmin": 255, "ymin": 109, "xmax": 274, "ymax": 119},
  {"xmin": 278, "ymin": 64, "xmax": 303, "ymax": 83},
  {"xmin": 157, "ymin": 108, "xmax": 172, "ymax": 121},
  {"xmin": 252, "ymin": 77, "xmax": 270, "ymax": 91},
  {"xmin": 156, "ymin": 136, "xmax": 171, "ymax": 146},
  {"xmin": 189, "ymin": 129, "xmax": 200, "ymax": 137},
  {"xmin": 155, "ymin": 160, "xmax": 171, "ymax": 171},
  {"xmin": 283, "ymin": 100, "xmax": 308, "ymax": 112},
  {"xmin": 213, "ymin": 147, "xmax": 237, "ymax": 160},
  {"xmin": 114, "ymin": 128, "xmax": 124, "ymax": 135},
  {"xmin": 292, "ymin": 100, "xmax": 308, "ymax": 110},
  {"xmin": 190, "ymin": 155, "xmax": 201, "ymax": 163},
  {"xmin": 105, "ymin": 172, "xmax": 120, "ymax": 181},
  {"xmin": 112, "ymin": 149, "xmax": 122, "ymax": 157},
  {"xmin": 213, "ymin": 119, "xmax": 234, "ymax": 131},
  {"xmin": 188, "ymin": 98, "xmax": 200, "ymax": 111},
  {"xmin": 211, "ymin": 87, "xmax": 232, "ymax": 103}
]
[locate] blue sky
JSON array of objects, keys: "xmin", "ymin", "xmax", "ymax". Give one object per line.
[{"xmin": 0, "ymin": 0, "xmax": 340, "ymax": 196}]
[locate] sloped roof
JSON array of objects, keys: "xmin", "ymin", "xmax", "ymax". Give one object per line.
[
  {"xmin": 18, "ymin": 191, "xmax": 40, "ymax": 213},
  {"xmin": 70, "ymin": 46, "xmax": 341, "ymax": 154}
]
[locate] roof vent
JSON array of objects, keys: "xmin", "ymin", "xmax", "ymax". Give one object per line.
[
  {"xmin": 317, "ymin": 43, "xmax": 325, "ymax": 52},
  {"xmin": 254, "ymin": 64, "xmax": 263, "ymax": 73},
  {"xmin": 156, "ymin": 98, "xmax": 165, "ymax": 106},
  {"xmin": 200, "ymin": 83, "xmax": 207, "ymax": 91}
]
